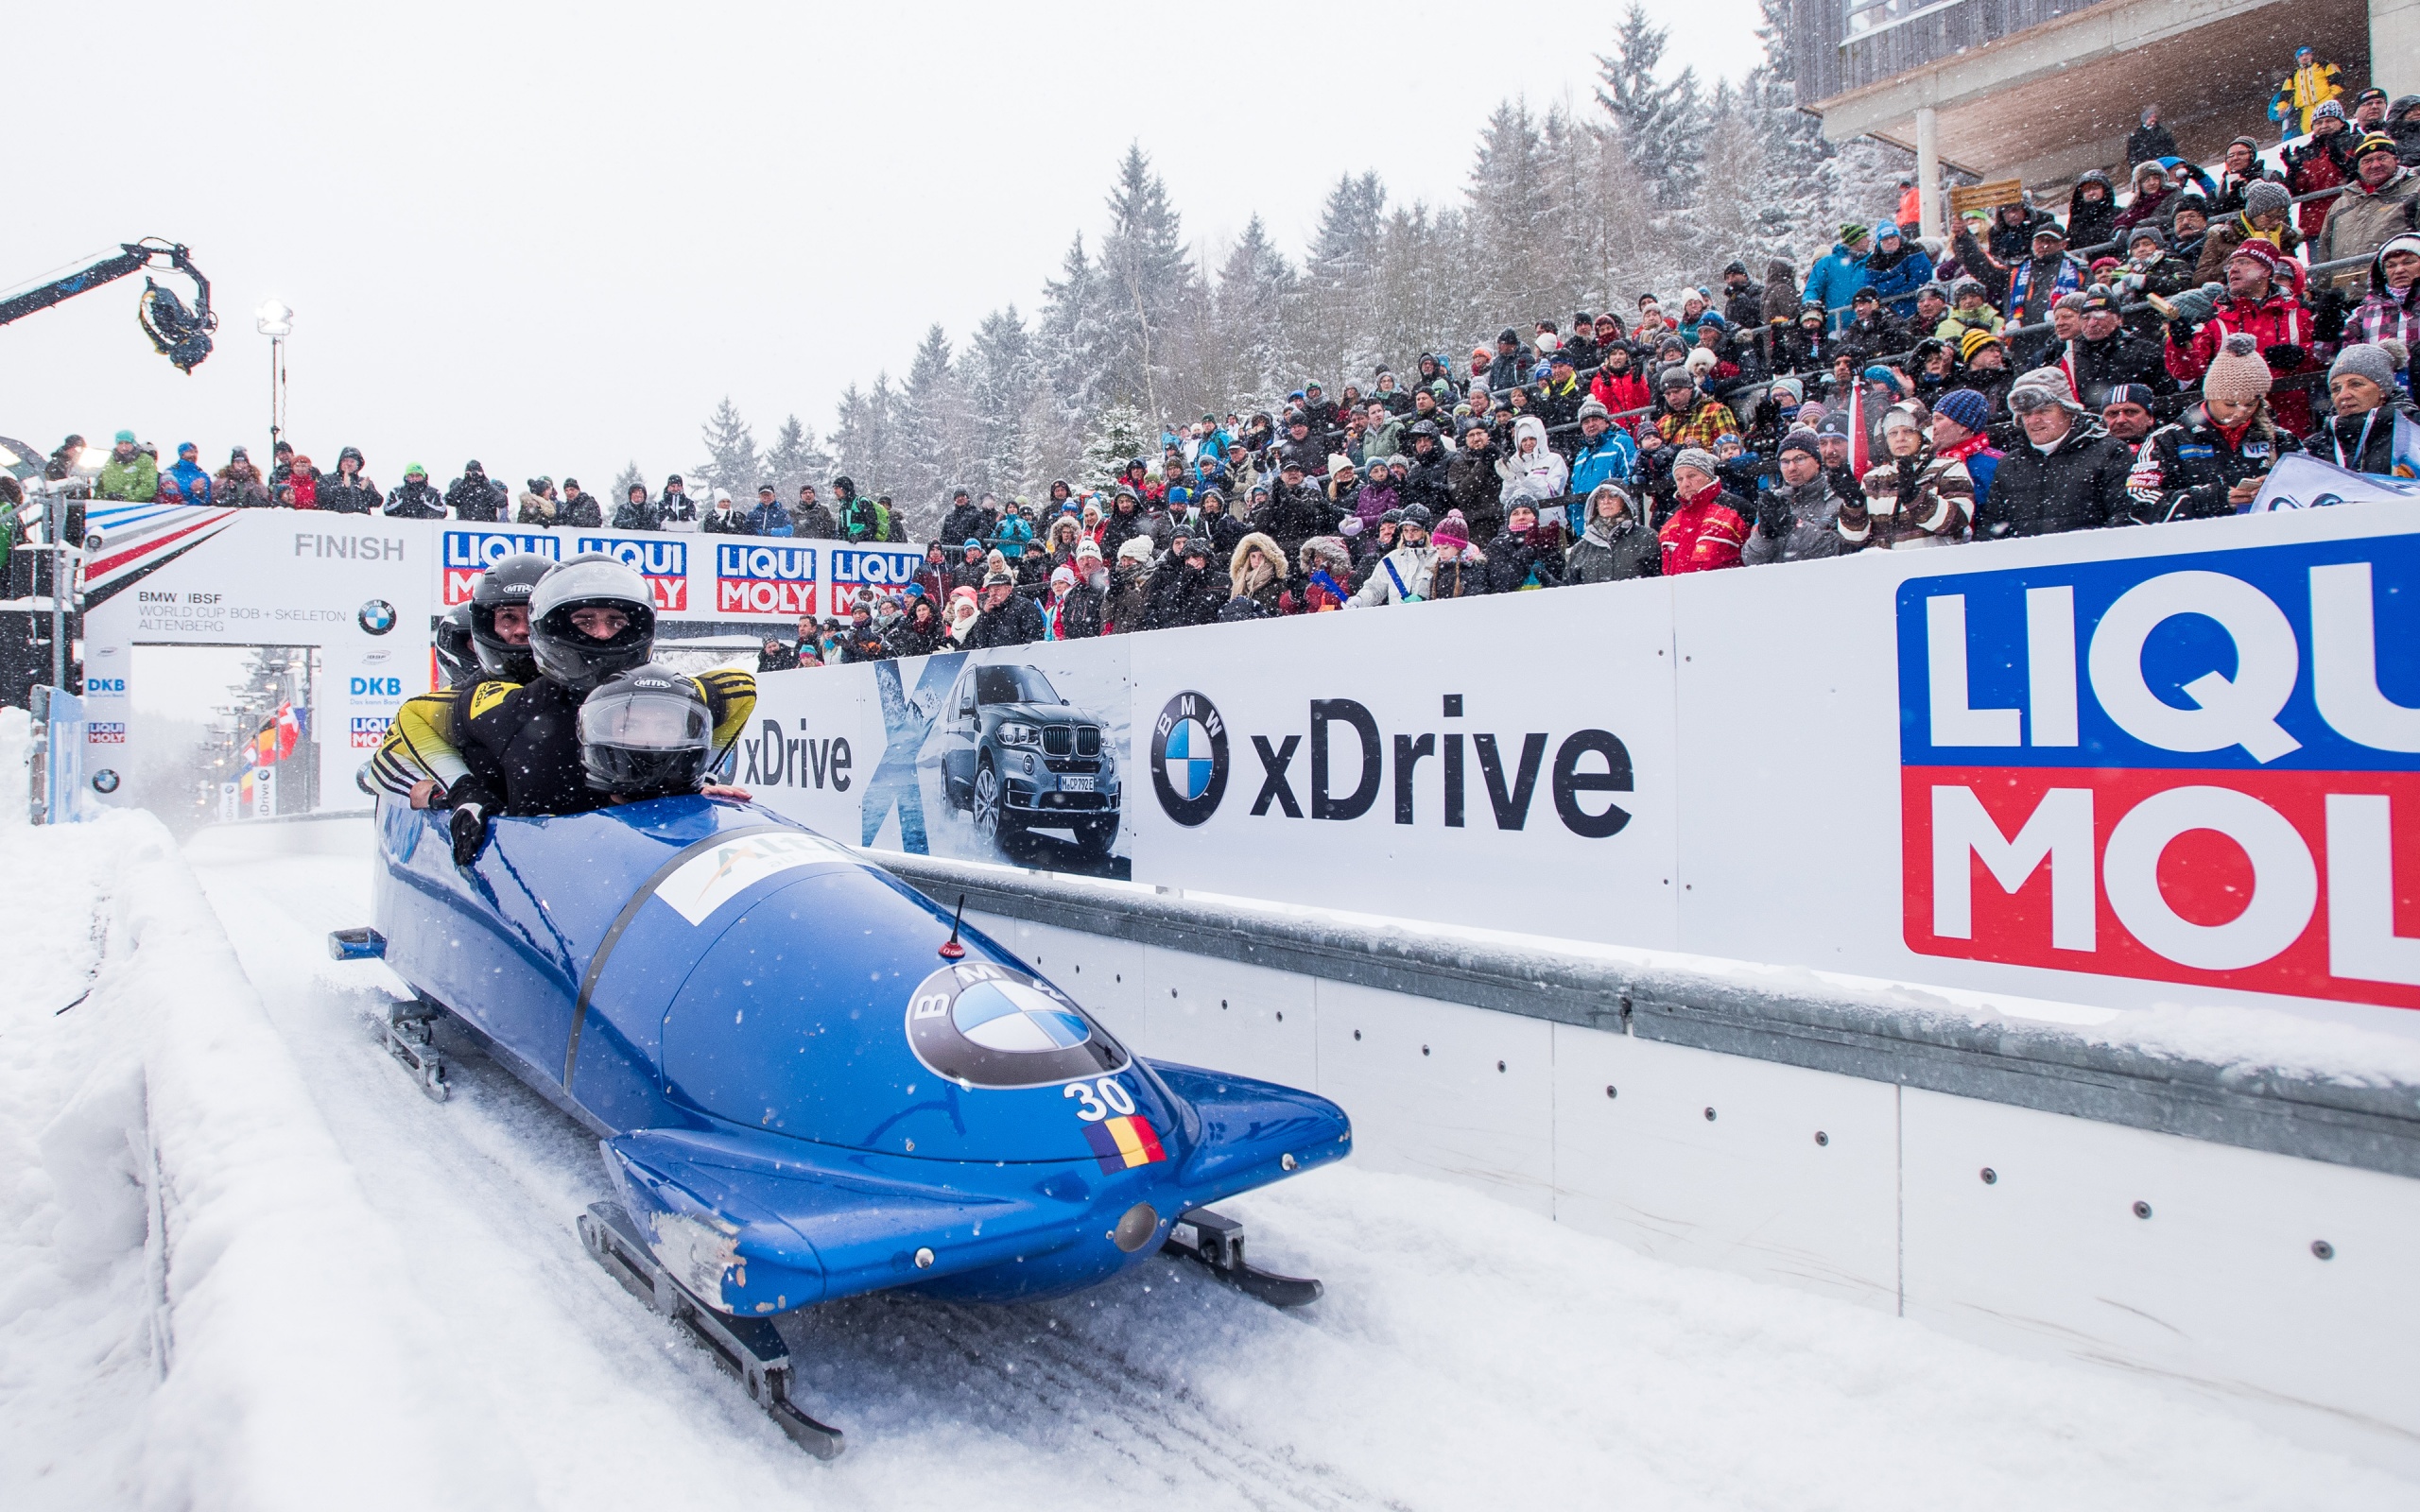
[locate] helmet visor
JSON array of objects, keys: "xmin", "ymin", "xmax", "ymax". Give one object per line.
[{"xmin": 580, "ymin": 687, "xmax": 708, "ymax": 751}]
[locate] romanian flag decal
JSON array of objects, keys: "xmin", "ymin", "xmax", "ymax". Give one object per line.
[{"xmin": 1083, "ymin": 1114, "xmax": 1167, "ymax": 1173}]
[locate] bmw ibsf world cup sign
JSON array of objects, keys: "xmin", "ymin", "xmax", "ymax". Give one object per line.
[
  {"xmin": 1900, "ymin": 534, "xmax": 2420, "ymax": 1009},
  {"xmin": 1150, "ymin": 691, "xmax": 1228, "ymax": 826},
  {"xmin": 576, "ymin": 535, "xmax": 688, "ymax": 611},
  {"xmin": 441, "ymin": 529, "xmax": 561, "ymax": 605},
  {"xmin": 717, "ymin": 542, "xmax": 817, "ymax": 617}
]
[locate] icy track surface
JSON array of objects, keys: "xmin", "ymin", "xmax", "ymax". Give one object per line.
[{"xmin": 8, "ymin": 801, "xmax": 2418, "ymax": 1509}]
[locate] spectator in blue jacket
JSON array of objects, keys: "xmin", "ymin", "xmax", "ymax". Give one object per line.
[
  {"xmin": 1564, "ymin": 400, "xmax": 1636, "ymax": 535},
  {"xmin": 1860, "ymin": 224, "xmax": 1935, "ymax": 322},
  {"xmin": 1803, "ymin": 224, "xmax": 1873, "ymax": 333},
  {"xmin": 746, "ymin": 484, "xmax": 795, "ymax": 536},
  {"xmin": 168, "ymin": 442, "xmax": 213, "ymax": 506}
]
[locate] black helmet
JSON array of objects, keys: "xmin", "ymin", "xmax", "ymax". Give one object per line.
[
  {"xmin": 579, "ymin": 664, "xmax": 712, "ymax": 799},
  {"xmin": 528, "ymin": 553, "xmax": 657, "ymax": 692},
  {"xmin": 469, "ymin": 551, "xmax": 554, "ymax": 681},
  {"xmin": 433, "ymin": 604, "xmax": 478, "ymax": 687}
]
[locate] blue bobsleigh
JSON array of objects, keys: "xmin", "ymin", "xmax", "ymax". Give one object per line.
[{"xmin": 334, "ymin": 796, "xmax": 1350, "ymax": 1457}]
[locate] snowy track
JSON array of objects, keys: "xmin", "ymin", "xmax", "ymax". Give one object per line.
[{"xmin": 13, "ymin": 806, "xmax": 2415, "ymax": 1509}]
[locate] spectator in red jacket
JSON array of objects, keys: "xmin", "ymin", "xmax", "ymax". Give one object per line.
[
  {"xmin": 1588, "ymin": 343, "xmax": 1653, "ymax": 430},
  {"xmin": 1657, "ymin": 448, "xmax": 1749, "ymax": 574},
  {"xmin": 2164, "ymin": 239, "xmax": 2320, "ymax": 436}
]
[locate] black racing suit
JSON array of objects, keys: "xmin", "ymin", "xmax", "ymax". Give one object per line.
[{"xmin": 372, "ymin": 669, "xmax": 756, "ymax": 816}]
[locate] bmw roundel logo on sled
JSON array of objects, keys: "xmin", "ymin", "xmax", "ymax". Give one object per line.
[
  {"xmin": 357, "ymin": 598, "xmax": 397, "ymax": 634},
  {"xmin": 1150, "ymin": 691, "xmax": 1228, "ymax": 826},
  {"xmin": 904, "ymin": 961, "xmax": 1130, "ymax": 1089}
]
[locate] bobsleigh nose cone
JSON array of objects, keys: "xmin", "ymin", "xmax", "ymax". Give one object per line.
[{"xmin": 1110, "ymin": 1202, "xmax": 1161, "ymax": 1254}]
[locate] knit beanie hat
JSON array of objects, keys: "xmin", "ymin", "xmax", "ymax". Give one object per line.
[
  {"xmin": 1840, "ymin": 222, "xmax": 1870, "ymax": 245},
  {"xmin": 2243, "ymin": 181, "xmax": 2292, "ymax": 219},
  {"xmin": 2329, "ymin": 342, "xmax": 2397, "ymax": 391},
  {"xmin": 1959, "ymin": 328, "xmax": 2003, "ymax": 362},
  {"xmin": 1116, "ymin": 535, "xmax": 1155, "ymax": 565},
  {"xmin": 2203, "ymin": 333, "xmax": 2274, "ymax": 405},
  {"xmin": 2228, "ymin": 238, "xmax": 2282, "ymax": 277},
  {"xmin": 1578, "ymin": 397, "xmax": 1612, "ymax": 423},
  {"xmin": 1935, "ymin": 387, "xmax": 1991, "ymax": 434},
  {"xmin": 1429, "ymin": 510, "xmax": 1472, "ymax": 551},
  {"xmin": 1659, "ymin": 365, "xmax": 1695, "ymax": 391},
  {"xmin": 1671, "ymin": 446, "xmax": 1720, "ymax": 478},
  {"xmin": 2010, "ymin": 366, "xmax": 2085, "ymax": 412},
  {"xmin": 1777, "ymin": 429, "xmax": 1822, "ymax": 464}
]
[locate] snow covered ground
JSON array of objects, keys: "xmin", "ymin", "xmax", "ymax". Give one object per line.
[{"xmin": 6, "ymin": 778, "xmax": 2416, "ymax": 1508}]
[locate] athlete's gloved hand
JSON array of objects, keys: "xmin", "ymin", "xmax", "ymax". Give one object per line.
[{"xmin": 440, "ymin": 779, "xmax": 496, "ymax": 868}]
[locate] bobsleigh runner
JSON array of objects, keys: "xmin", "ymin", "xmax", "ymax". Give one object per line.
[{"xmin": 330, "ymin": 796, "xmax": 1350, "ymax": 1458}]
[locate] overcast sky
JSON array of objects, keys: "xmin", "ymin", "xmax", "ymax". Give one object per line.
[{"xmin": 9, "ymin": 0, "xmax": 1761, "ymax": 498}]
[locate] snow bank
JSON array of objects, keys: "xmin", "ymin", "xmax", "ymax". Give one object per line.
[{"xmin": 0, "ymin": 735, "xmax": 504, "ymax": 1510}]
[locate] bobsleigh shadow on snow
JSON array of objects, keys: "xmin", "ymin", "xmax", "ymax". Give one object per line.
[{"xmin": 344, "ymin": 795, "xmax": 1348, "ymax": 1457}]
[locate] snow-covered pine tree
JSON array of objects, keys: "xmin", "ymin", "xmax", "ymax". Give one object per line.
[
  {"xmin": 1209, "ymin": 215, "xmax": 1296, "ymax": 414},
  {"xmin": 829, "ymin": 380, "xmax": 896, "ymax": 497},
  {"xmin": 763, "ymin": 415, "xmax": 831, "ymax": 503},
  {"xmin": 694, "ymin": 398, "xmax": 760, "ymax": 504},
  {"xmin": 1691, "ymin": 80, "xmax": 1801, "ymax": 277},
  {"xmin": 1466, "ymin": 101, "xmax": 1558, "ymax": 341},
  {"xmin": 1092, "ymin": 144, "xmax": 1198, "ymax": 429},
  {"xmin": 960, "ymin": 306, "xmax": 1036, "ymax": 500},
  {"xmin": 1375, "ymin": 200, "xmax": 1482, "ymax": 376},
  {"xmin": 1075, "ymin": 403, "xmax": 1150, "ymax": 492},
  {"xmin": 1595, "ymin": 5, "xmax": 1705, "ymax": 211},
  {"xmin": 1036, "ymin": 232, "xmax": 1102, "ymax": 429},
  {"xmin": 893, "ymin": 323, "xmax": 965, "ymax": 523},
  {"xmin": 1296, "ymin": 173, "xmax": 1388, "ymax": 387},
  {"xmin": 1747, "ymin": 0, "xmax": 1838, "ymax": 265}
]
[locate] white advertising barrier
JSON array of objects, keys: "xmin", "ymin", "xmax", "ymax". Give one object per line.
[
  {"xmin": 75, "ymin": 503, "xmax": 925, "ymax": 809},
  {"xmin": 747, "ymin": 499, "xmax": 2420, "ymax": 1039}
]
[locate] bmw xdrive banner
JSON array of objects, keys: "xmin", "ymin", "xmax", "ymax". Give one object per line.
[{"xmin": 1125, "ymin": 593, "xmax": 1680, "ymax": 945}]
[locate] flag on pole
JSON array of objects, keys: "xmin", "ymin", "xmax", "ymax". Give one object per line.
[{"xmin": 1847, "ymin": 374, "xmax": 1871, "ymax": 478}]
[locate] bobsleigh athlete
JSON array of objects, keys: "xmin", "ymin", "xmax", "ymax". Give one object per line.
[
  {"xmin": 431, "ymin": 604, "xmax": 480, "ymax": 689},
  {"xmin": 372, "ymin": 553, "xmax": 754, "ymax": 863},
  {"xmin": 370, "ymin": 550, "xmax": 551, "ymax": 804}
]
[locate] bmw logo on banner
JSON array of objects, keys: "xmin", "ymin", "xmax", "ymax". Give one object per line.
[
  {"xmin": 357, "ymin": 598, "xmax": 397, "ymax": 634},
  {"xmin": 903, "ymin": 961, "xmax": 1129, "ymax": 1089},
  {"xmin": 1150, "ymin": 690, "xmax": 1227, "ymax": 826}
]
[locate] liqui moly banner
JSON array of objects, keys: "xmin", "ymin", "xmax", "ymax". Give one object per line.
[{"xmin": 1899, "ymin": 533, "xmax": 2420, "ymax": 1008}]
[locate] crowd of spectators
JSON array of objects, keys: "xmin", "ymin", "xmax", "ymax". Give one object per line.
[{"xmin": 42, "ymin": 89, "xmax": 2420, "ymax": 667}]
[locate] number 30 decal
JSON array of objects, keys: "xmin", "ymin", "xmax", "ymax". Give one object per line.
[{"xmin": 1063, "ymin": 1076, "xmax": 1136, "ymax": 1121}]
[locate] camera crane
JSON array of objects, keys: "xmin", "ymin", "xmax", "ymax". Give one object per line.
[{"xmin": 0, "ymin": 238, "xmax": 216, "ymax": 372}]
